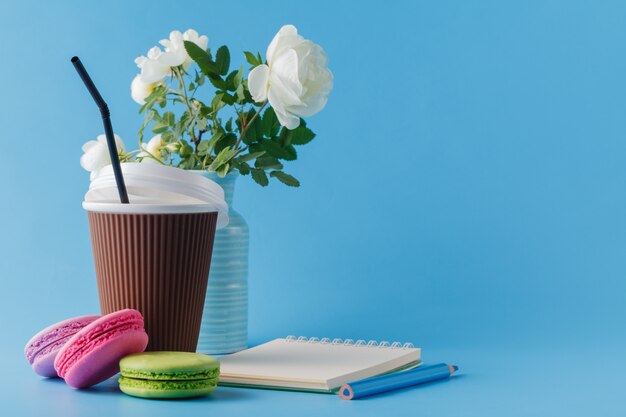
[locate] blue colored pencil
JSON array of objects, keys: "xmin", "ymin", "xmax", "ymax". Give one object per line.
[{"xmin": 338, "ymin": 363, "xmax": 458, "ymax": 400}]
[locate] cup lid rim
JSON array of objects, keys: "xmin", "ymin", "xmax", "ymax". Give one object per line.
[{"xmin": 82, "ymin": 201, "xmax": 221, "ymax": 214}]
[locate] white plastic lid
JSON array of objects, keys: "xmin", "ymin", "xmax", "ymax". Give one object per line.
[{"xmin": 83, "ymin": 163, "xmax": 229, "ymax": 228}]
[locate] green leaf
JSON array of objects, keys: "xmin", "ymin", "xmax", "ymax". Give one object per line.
[
  {"xmin": 208, "ymin": 75, "xmax": 227, "ymax": 90},
  {"xmin": 251, "ymin": 168, "xmax": 269, "ymax": 186},
  {"xmin": 172, "ymin": 113, "xmax": 187, "ymax": 139},
  {"xmin": 199, "ymin": 104, "xmax": 212, "ymax": 118},
  {"xmin": 178, "ymin": 153, "xmax": 197, "ymax": 169},
  {"xmin": 151, "ymin": 122, "xmax": 169, "ymax": 134},
  {"xmin": 215, "ymin": 45, "xmax": 230, "ymax": 76},
  {"xmin": 138, "ymin": 85, "xmax": 166, "ymax": 114},
  {"xmin": 196, "ymin": 117, "xmax": 208, "ymax": 131},
  {"xmin": 236, "ymin": 151, "xmax": 265, "ymax": 163},
  {"xmin": 194, "ymin": 70, "xmax": 205, "ymax": 86},
  {"xmin": 209, "ymin": 130, "xmax": 224, "ymax": 142},
  {"xmin": 199, "ymin": 130, "xmax": 223, "ymax": 156},
  {"xmin": 161, "ymin": 131, "xmax": 174, "ymax": 142},
  {"xmin": 248, "ymin": 143, "xmax": 263, "ymax": 154},
  {"xmin": 197, "ymin": 140, "xmax": 210, "ymax": 156},
  {"xmin": 244, "ymin": 51, "xmax": 260, "ymax": 66},
  {"xmin": 283, "ymin": 144, "xmax": 297, "ymax": 160},
  {"xmin": 214, "ymin": 133, "xmax": 237, "ymax": 155},
  {"xmin": 225, "ymin": 67, "xmax": 243, "ymax": 92},
  {"xmin": 255, "ymin": 156, "xmax": 283, "ymax": 170},
  {"xmin": 151, "ymin": 110, "xmax": 175, "ymax": 134},
  {"xmin": 210, "ymin": 95, "xmax": 225, "ymax": 113},
  {"xmin": 184, "ymin": 41, "xmax": 219, "ymax": 75},
  {"xmin": 262, "ymin": 107, "xmax": 281, "ymax": 137},
  {"xmin": 208, "ymin": 146, "xmax": 238, "ymax": 172},
  {"xmin": 225, "ymin": 71, "xmax": 237, "ymax": 91},
  {"xmin": 288, "ymin": 125, "xmax": 315, "ymax": 145},
  {"xmin": 270, "ymin": 171, "xmax": 300, "ymax": 187},
  {"xmin": 242, "ymin": 109, "xmax": 264, "ymax": 145},
  {"xmin": 188, "ymin": 82, "xmax": 195, "ymax": 91},
  {"xmin": 236, "ymin": 84, "xmax": 245, "ymax": 102},
  {"xmin": 216, "ymin": 162, "xmax": 230, "ymax": 177},
  {"xmin": 217, "ymin": 92, "xmax": 236, "ymax": 105},
  {"xmin": 234, "ymin": 67, "xmax": 243, "ymax": 87},
  {"xmin": 260, "ymin": 139, "xmax": 297, "ymax": 160},
  {"xmin": 259, "ymin": 139, "xmax": 286, "ymax": 158},
  {"xmin": 238, "ymin": 161, "xmax": 251, "ymax": 175},
  {"xmin": 162, "ymin": 112, "xmax": 175, "ymax": 127}
]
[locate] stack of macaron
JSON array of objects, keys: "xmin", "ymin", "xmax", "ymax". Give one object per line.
[
  {"xmin": 25, "ymin": 309, "xmax": 220, "ymax": 399},
  {"xmin": 25, "ymin": 309, "xmax": 148, "ymax": 388},
  {"xmin": 24, "ymin": 314, "xmax": 100, "ymax": 378}
]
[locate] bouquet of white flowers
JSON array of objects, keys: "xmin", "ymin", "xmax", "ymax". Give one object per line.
[{"xmin": 80, "ymin": 25, "xmax": 333, "ymax": 187}]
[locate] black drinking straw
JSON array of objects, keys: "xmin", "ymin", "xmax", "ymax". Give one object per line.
[{"xmin": 71, "ymin": 56, "xmax": 129, "ymax": 204}]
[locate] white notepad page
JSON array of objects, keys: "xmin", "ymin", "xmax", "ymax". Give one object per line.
[{"xmin": 218, "ymin": 337, "xmax": 421, "ymax": 391}]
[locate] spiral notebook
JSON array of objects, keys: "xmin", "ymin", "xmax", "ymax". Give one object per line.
[{"xmin": 218, "ymin": 336, "xmax": 422, "ymax": 392}]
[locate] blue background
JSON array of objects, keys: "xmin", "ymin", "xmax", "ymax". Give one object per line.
[{"xmin": 1, "ymin": 0, "xmax": 625, "ymax": 415}]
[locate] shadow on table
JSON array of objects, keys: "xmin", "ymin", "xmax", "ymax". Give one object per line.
[
  {"xmin": 39, "ymin": 376, "xmax": 252, "ymax": 402},
  {"xmin": 78, "ymin": 376, "xmax": 253, "ymax": 401},
  {"xmin": 108, "ymin": 388, "xmax": 252, "ymax": 402}
]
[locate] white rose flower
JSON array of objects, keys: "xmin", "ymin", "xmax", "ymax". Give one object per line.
[
  {"xmin": 131, "ymin": 75, "xmax": 161, "ymax": 105},
  {"xmin": 248, "ymin": 24, "xmax": 333, "ymax": 129},
  {"xmin": 136, "ymin": 46, "xmax": 170, "ymax": 83},
  {"xmin": 159, "ymin": 29, "xmax": 208, "ymax": 69},
  {"xmin": 138, "ymin": 134, "xmax": 165, "ymax": 163},
  {"xmin": 80, "ymin": 134, "xmax": 126, "ymax": 179}
]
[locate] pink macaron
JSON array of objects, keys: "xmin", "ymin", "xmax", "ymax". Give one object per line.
[
  {"xmin": 54, "ymin": 309, "xmax": 149, "ymax": 389},
  {"xmin": 24, "ymin": 315, "xmax": 100, "ymax": 377}
]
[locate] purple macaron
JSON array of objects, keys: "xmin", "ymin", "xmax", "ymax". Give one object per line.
[{"xmin": 24, "ymin": 315, "xmax": 100, "ymax": 377}]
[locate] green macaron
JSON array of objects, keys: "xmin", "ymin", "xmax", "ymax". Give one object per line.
[{"xmin": 119, "ymin": 352, "xmax": 220, "ymax": 399}]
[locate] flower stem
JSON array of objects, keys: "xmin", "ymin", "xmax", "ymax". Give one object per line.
[
  {"xmin": 235, "ymin": 100, "xmax": 268, "ymax": 149},
  {"xmin": 174, "ymin": 67, "xmax": 197, "ymax": 142}
]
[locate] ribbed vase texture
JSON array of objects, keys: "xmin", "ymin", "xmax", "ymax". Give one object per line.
[
  {"xmin": 196, "ymin": 172, "xmax": 249, "ymax": 354},
  {"xmin": 87, "ymin": 211, "xmax": 217, "ymax": 352}
]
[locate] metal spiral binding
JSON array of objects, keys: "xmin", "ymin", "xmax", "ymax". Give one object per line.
[{"xmin": 285, "ymin": 336, "xmax": 414, "ymax": 349}]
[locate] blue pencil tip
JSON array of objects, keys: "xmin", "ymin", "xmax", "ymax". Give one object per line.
[{"xmin": 452, "ymin": 365, "xmax": 459, "ymax": 372}]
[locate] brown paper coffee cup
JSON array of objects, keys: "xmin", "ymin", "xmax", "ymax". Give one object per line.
[{"xmin": 86, "ymin": 209, "xmax": 217, "ymax": 352}]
